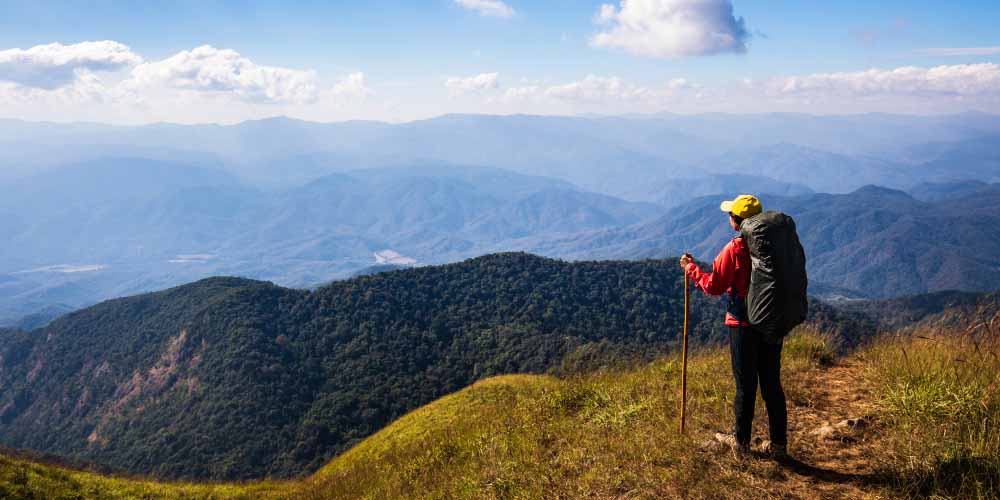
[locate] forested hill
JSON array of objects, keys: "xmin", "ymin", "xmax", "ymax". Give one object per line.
[{"xmin": 0, "ymin": 253, "xmax": 738, "ymax": 481}]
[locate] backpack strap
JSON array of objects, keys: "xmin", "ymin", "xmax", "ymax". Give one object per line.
[
  {"xmin": 728, "ymin": 236, "xmax": 747, "ymax": 335},
  {"xmin": 728, "ymin": 286, "xmax": 745, "ymax": 336}
]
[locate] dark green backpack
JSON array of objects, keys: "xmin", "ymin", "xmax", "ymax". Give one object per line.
[{"xmin": 739, "ymin": 211, "xmax": 808, "ymax": 340}]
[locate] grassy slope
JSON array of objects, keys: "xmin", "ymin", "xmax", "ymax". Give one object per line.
[
  {"xmin": 0, "ymin": 254, "xmax": 738, "ymax": 481},
  {"xmin": 2, "ymin": 325, "xmax": 997, "ymax": 500}
]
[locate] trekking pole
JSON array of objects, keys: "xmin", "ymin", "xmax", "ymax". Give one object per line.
[{"xmin": 680, "ymin": 266, "xmax": 690, "ymax": 434}]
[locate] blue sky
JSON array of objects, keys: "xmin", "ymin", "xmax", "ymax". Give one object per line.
[{"xmin": 0, "ymin": 0, "xmax": 998, "ymax": 123}]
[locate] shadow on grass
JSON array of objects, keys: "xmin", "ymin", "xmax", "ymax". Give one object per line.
[
  {"xmin": 913, "ymin": 455, "xmax": 1000, "ymax": 499},
  {"xmin": 766, "ymin": 454, "xmax": 893, "ymax": 488}
]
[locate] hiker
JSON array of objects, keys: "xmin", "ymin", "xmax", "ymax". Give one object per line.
[{"xmin": 680, "ymin": 194, "xmax": 805, "ymax": 460}]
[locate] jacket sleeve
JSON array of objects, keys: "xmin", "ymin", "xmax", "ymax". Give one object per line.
[{"xmin": 684, "ymin": 240, "xmax": 736, "ymax": 296}]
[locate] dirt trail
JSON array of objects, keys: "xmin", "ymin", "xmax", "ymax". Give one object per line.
[{"xmin": 761, "ymin": 360, "xmax": 889, "ymax": 499}]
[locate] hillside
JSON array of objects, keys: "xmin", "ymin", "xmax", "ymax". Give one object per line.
[
  {"xmin": 0, "ymin": 252, "xmax": 983, "ymax": 486},
  {"xmin": 0, "ymin": 253, "xmax": 742, "ymax": 480},
  {"xmin": 2, "ymin": 309, "xmax": 997, "ymax": 499}
]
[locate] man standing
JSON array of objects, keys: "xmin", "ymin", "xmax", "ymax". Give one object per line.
[{"xmin": 679, "ymin": 194, "xmax": 789, "ymax": 459}]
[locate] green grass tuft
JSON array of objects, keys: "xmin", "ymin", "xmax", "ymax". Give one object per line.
[
  {"xmin": 864, "ymin": 312, "xmax": 1000, "ymax": 500},
  {"xmin": 782, "ymin": 324, "xmax": 836, "ymax": 369}
]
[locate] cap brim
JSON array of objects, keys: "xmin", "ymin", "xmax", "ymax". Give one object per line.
[{"xmin": 720, "ymin": 200, "xmax": 734, "ymax": 213}]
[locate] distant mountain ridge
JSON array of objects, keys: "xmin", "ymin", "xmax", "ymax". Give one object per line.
[
  {"xmin": 907, "ymin": 180, "xmax": 997, "ymax": 202},
  {"xmin": 2, "ymin": 112, "xmax": 999, "ymax": 317},
  {"xmin": 700, "ymin": 143, "xmax": 912, "ymax": 193},
  {"xmin": 0, "ymin": 163, "xmax": 657, "ymax": 320},
  {"xmin": 2, "ymin": 113, "xmax": 998, "ymax": 194},
  {"xmin": 519, "ymin": 184, "xmax": 1000, "ymax": 298},
  {"xmin": 4, "ymin": 169, "xmax": 997, "ymax": 321}
]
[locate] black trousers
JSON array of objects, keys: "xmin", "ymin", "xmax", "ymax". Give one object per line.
[{"xmin": 729, "ymin": 325, "xmax": 787, "ymax": 446}]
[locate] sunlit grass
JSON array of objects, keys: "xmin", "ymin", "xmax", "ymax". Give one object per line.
[
  {"xmin": 10, "ymin": 322, "xmax": 998, "ymax": 499},
  {"xmin": 8, "ymin": 329, "xmax": 840, "ymax": 500},
  {"xmin": 863, "ymin": 306, "xmax": 1000, "ymax": 499},
  {"xmin": 0, "ymin": 453, "xmax": 288, "ymax": 499}
]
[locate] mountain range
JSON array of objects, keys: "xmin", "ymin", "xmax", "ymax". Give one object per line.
[
  {"xmin": 498, "ymin": 183, "xmax": 1000, "ymax": 298},
  {"xmin": 2, "ymin": 113, "xmax": 999, "ymax": 323},
  {"xmin": 3, "ymin": 170, "xmax": 999, "ymax": 324},
  {"xmin": 2, "ymin": 113, "xmax": 998, "ymax": 194},
  {"xmin": 0, "ymin": 161, "xmax": 667, "ymax": 322}
]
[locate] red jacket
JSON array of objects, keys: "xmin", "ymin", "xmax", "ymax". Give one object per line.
[{"xmin": 684, "ymin": 237, "xmax": 750, "ymax": 327}]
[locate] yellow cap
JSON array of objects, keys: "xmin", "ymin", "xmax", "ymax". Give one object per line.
[{"xmin": 720, "ymin": 194, "xmax": 763, "ymax": 219}]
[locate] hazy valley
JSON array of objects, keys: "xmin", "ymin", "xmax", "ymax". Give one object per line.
[{"xmin": 2, "ymin": 113, "xmax": 999, "ymax": 325}]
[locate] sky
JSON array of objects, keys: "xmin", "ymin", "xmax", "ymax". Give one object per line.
[{"xmin": 0, "ymin": 0, "xmax": 999, "ymax": 124}]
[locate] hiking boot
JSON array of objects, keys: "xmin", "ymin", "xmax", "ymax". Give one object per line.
[
  {"xmin": 714, "ymin": 432, "xmax": 750, "ymax": 455},
  {"xmin": 760, "ymin": 440, "xmax": 790, "ymax": 461}
]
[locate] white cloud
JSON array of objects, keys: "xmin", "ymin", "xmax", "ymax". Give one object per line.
[
  {"xmin": 491, "ymin": 66, "xmax": 1000, "ymax": 114},
  {"xmin": 494, "ymin": 75, "xmax": 704, "ymax": 105},
  {"xmin": 0, "ymin": 41, "xmax": 382, "ymax": 122},
  {"xmin": 454, "ymin": 0, "xmax": 515, "ymax": 18},
  {"xmin": 128, "ymin": 45, "xmax": 318, "ymax": 103},
  {"xmin": 0, "ymin": 41, "xmax": 142, "ymax": 89},
  {"xmin": 917, "ymin": 47, "xmax": 1000, "ymax": 56},
  {"xmin": 17, "ymin": 264, "xmax": 109, "ymax": 274},
  {"xmin": 772, "ymin": 63, "xmax": 1000, "ymax": 97},
  {"xmin": 0, "ymin": 70, "xmax": 119, "ymax": 106},
  {"xmin": 499, "ymin": 85, "xmax": 542, "ymax": 101},
  {"xmin": 445, "ymin": 72, "xmax": 500, "ymax": 96},
  {"xmin": 4, "ymin": 41, "xmax": 1000, "ymax": 123},
  {"xmin": 325, "ymin": 72, "xmax": 373, "ymax": 101},
  {"xmin": 591, "ymin": 0, "xmax": 749, "ymax": 58},
  {"xmin": 545, "ymin": 75, "xmax": 652, "ymax": 101}
]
